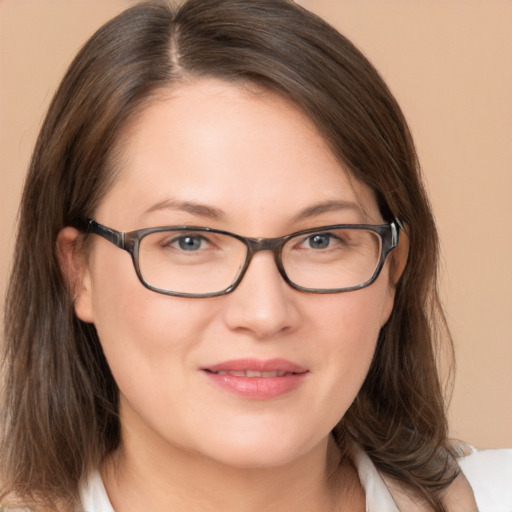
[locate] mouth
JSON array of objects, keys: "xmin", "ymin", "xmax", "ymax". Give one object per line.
[
  {"xmin": 201, "ymin": 359, "xmax": 309, "ymax": 399},
  {"xmin": 207, "ymin": 370, "xmax": 293, "ymax": 378}
]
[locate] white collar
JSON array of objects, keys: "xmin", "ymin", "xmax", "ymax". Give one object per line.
[
  {"xmin": 80, "ymin": 470, "xmax": 114, "ymax": 512},
  {"xmin": 352, "ymin": 447, "xmax": 400, "ymax": 512}
]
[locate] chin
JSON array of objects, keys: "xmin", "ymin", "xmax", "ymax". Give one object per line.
[
  {"xmin": 205, "ymin": 447, "xmax": 305, "ymax": 470},
  {"xmin": 193, "ymin": 428, "xmax": 324, "ymax": 470}
]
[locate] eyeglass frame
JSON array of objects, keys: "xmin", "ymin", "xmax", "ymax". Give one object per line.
[{"xmin": 75, "ymin": 218, "xmax": 402, "ymax": 298}]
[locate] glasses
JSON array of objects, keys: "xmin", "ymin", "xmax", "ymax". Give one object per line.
[{"xmin": 78, "ymin": 218, "xmax": 401, "ymax": 298}]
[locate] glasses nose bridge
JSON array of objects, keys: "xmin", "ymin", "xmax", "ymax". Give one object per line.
[
  {"xmin": 245, "ymin": 236, "xmax": 284, "ymax": 257},
  {"xmin": 242, "ymin": 236, "xmax": 287, "ymax": 277}
]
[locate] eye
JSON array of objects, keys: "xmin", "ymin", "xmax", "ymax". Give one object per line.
[
  {"xmin": 303, "ymin": 233, "xmax": 335, "ymax": 250},
  {"xmin": 169, "ymin": 234, "xmax": 210, "ymax": 252}
]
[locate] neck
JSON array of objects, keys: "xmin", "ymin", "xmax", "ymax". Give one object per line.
[{"xmin": 101, "ymin": 408, "xmax": 362, "ymax": 512}]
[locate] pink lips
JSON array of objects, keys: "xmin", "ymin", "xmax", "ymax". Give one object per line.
[{"xmin": 202, "ymin": 358, "xmax": 308, "ymax": 399}]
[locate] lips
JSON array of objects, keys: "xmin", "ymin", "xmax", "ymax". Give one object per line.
[
  {"xmin": 214, "ymin": 370, "xmax": 288, "ymax": 377},
  {"xmin": 201, "ymin": 358, "xmax": 308, "ymax": 399}
]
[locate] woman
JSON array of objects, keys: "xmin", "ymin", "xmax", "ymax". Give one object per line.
[{"xmin": 1, "ymin": 1, "xmax": 510, "ymax": 511}]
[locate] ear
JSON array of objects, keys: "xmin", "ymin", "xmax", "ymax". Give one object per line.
[
  {"xmin": 389, "ymin": 224, "xmax": 409, "ymax": 288},
  {"xmin": 56, "ymin": 227, "xmax": 95, "ymax": 323}
]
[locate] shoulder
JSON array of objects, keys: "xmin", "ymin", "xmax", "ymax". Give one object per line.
[{"xmin": 457, "ymin": 446, "xmax": 512, "ymax": 511}]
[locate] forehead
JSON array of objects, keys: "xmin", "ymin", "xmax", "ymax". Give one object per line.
[{"xmin": 98, "ymin": 78, "xmax": 381, "ymax": 232}]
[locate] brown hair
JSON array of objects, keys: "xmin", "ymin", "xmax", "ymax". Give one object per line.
[{"xmin": 1, "ymin": 1, "xmax": 455, "ymax": 510}]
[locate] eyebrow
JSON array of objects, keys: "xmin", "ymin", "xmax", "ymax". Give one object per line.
[
  {"xmin": 292, "ymin": 200, "xmax": 365, "ymax": 221},
  {"xmin": 144, "ymin": 198, "xmax": 363, "ymax": 223},
  {"xmin": 144, "ymin": 199, "xmax": 225, "ymax": 220}
]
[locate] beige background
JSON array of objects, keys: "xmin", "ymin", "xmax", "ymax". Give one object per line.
[{"xmin": 0, "ymin": 1, "xmax": 510, "ymax": 449}]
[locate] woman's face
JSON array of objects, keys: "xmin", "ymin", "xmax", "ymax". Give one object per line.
[{"xmin": 72, "ymin": 79, "xmax": 397, "ymax": 468}]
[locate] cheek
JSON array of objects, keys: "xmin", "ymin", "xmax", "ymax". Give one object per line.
[
  {"xmin": 86, "ymin": 248, "xmax": 218, "ymax": 395},
  {"xmin": 324, "ymin": 296, "xmax": 381, "ymax": 380},
  {"xmin": 308, "ymin": 275, "xmax": 393, "ymax": 352},
  {"xmin": 304, "ymin": 279, "xmax": 394, "ymax": 416}
]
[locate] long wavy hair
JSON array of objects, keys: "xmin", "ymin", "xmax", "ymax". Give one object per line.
[{"xmin": 1, "ymin": 1, "xmax": 455, "ymax": 510}]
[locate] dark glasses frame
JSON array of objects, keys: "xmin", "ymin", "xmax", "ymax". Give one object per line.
[{"xmin": 76, "ymin": 218, "xmax": 401, "ymax": 298}]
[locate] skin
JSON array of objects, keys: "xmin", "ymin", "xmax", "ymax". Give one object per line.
[{"xmin": 58, "ymin": 78, "xmax": 406, "ymax": 511}]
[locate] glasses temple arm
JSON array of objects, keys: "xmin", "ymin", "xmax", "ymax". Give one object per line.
[{"xmin": 81, "ymin": 219, "xmax": 125, "ymax": 248}]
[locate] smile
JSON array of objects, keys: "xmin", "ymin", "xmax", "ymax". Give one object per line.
[{"xmin": 202, "ymin": 359, "xmax": 309, "ymax": 399}]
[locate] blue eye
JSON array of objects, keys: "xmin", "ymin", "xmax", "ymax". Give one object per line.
[
  {"xmin": 173, "ymin": 235, "xmax": 206, "ymax": 251},
  {"xmin": 306, "ymin": 234, "xmax": 332, "ymax": 249}
]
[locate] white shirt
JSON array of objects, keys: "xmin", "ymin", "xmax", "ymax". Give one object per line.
[{"xmin": 80, "ymin": 448, "xmax": 512, "ymax": 511}]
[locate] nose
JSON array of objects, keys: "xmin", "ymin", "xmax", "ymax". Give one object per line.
[{"xmin": 222, "ymin": 251, "xmax": 300, "ymax": 339}]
